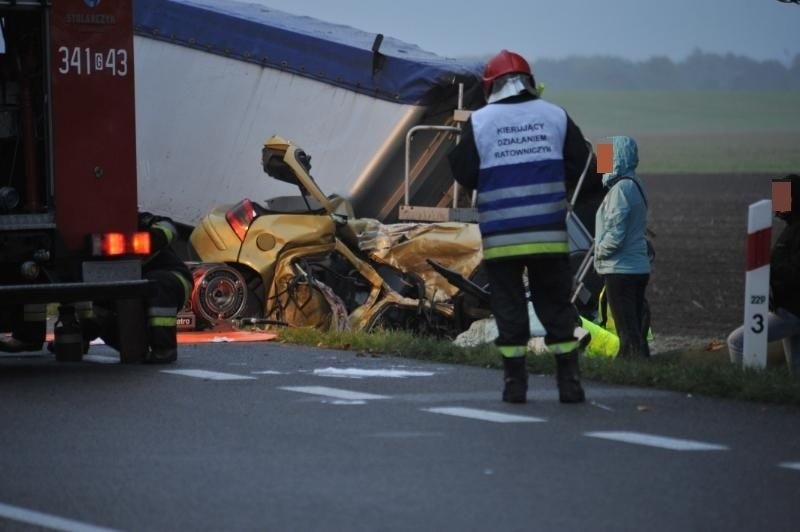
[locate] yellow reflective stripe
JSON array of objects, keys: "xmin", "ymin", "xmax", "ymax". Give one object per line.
[
  {"xmin": 23, "ymin": 304, "xmax": 47, "ymax": 321},
  {"xmin": 149, "ymin": 316, "xmax": 177, "ymax": 327},
  {"xmin": 483, "ymin": 230, "xmax": 568, "ymax": 250},
  {"xmin": 547, "ymin": 340, "xmax": 579, "ymax": 355},
  {"xmin": 483, "ymin": 242, "xmax": 569, "ymax": 260},
  {"xmin": 75, "ymin": 301, "xmax": 94, "ymax": 319},
  {"xmin": 172, "ymin": 271, "xmax": 193, "ymax": 304},
  {"xmin": 153, "ymin": 220, "xmax": 177, "ymax": 244},
  {"xmin": 498, "ymin": 345, "xmax": 527, "ymax": 358}
]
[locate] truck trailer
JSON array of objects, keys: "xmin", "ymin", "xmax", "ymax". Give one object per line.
[{"xmin": 131, "ymin": 0, "xmax": 485, "ymax": 226}]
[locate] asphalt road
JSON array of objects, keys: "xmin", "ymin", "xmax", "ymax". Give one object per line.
[{"xmin": 1, "ymin": 341, "xmax": 799, "ymax": 532}]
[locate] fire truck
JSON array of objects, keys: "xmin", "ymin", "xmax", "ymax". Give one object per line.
[{"xmin": 0, "ymin": 0, "xmax": 150, "ymax": 362}]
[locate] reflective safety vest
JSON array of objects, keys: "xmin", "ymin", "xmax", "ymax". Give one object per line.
[
  {"xmin": 580, "ymin": 316, "xmax": 619, "ymax": 358},
  {"xmin": 470, "ymin": 98, "xmax": 569, "ymax": 260}
]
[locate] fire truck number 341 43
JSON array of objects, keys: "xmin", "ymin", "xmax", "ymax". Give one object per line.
[{"xmin": 56, "ymin": 46, "xmax": 129, "ymax": 77}]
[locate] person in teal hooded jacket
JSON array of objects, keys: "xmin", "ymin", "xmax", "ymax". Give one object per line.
[{"xmin": 594, "ymin": 136, "xmax": 651, "ymax": 358}]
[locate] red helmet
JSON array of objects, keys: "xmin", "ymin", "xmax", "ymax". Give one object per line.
[{"xmin": 483, "ymin": 50, "xmax": 533, "ymax": 97}]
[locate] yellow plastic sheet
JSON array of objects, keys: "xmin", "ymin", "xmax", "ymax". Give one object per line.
[{"xmin": 580, "ymin": 316, "xmax": 619, "ymax": 358}]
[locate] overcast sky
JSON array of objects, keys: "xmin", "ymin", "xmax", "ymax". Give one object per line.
[{"xmin": 244, "ymin": 0, "xmax": 800, "ymax": 64}]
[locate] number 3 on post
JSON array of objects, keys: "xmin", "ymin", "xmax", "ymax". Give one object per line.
[{"xmin": 742, "ymin": 199, "xmax": 771, "ymax": 368}]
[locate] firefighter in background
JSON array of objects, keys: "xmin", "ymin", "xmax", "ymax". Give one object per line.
[
  {"xmin": 1, "ymin": 214, "xmax": 191, "ymax": 361},
  {"xmin": 85, "ymin": 212, "xmax": 192, "ymax": 363},
  {"xmin": 448, "ymin": 50, "xmax": 591, "ymax": 404},
  {"xmin": 132, "ymin": 212, "xmax": 192, "ymax": 363}
]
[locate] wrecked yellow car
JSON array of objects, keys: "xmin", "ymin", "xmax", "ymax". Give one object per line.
[{"xmin": 185, "ymin": 135, "xmax": 489, "ymax": 337}]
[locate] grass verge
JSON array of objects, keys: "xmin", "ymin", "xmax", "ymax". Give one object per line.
[{"xmin": 275, "ymin": 327, "xmax": 800, "ymax": 406}]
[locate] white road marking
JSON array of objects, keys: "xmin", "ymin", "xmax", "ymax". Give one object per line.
[
  {"xmin": 83, "ymin": 355, "xmax": 119, "ymax": 364},
  {"xmin": 585, "ymin": 431, "xmax": 729, "ymax": 451},
  {"xmin": 0, "ymin": 501, "xmax": 120, "ymax": 532},
  {"xmin": 369, "ymin": 431, "xmax": 446, "ymax": 439},
  {"xmin": 779, "ymin": 462, "xmax": 800, "ymax": 471},
  {"xmin": 423, "ymin": 407, "xmax": 546, "ymax": 423},
  {"xmin": 312, "ymin": 367, "xmax": 435, "ymax": 378},
  {"xmin": 589, "ymin": 400, "xmax": 614, "ymax": 412},
  {"xmin": 161, "ymin": 369, "xmax": 256, "ymax": 381},
  {"xmin": 279, "ymin": 386, "xmax": 389, "ymax": 401}
]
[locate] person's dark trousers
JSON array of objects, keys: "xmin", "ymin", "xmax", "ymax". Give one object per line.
[
  {"xmin": 144, "ymin": 269, "xmax": 189, "ymax": 363},
  {"xmin": 486, "ymin": 254, "xmax": 585, "ymax": 403},
  {"xmin": 603, "ymin": 273, "xmax": 650, "ymax": 358},
  {"xmin": 486, "ymin": 254, "xmax": 578, "ymax": 349}
]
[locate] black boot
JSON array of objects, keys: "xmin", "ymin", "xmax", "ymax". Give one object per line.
[
  {"xmin": 144, "ymin": 325, "xmax": 178, "ymax": 364},
  {"xmin": 0, "ymin": 336, "xmax": 43, "ymax": 353},
  {"xmin": 555, "ymin": 350, "xmax": 585, "ymax": 404},
  {"xmin": 49, "ymin": 315, "xmax": 99, "ymax": 355},
  {"xmin": 145, "ymin": 346, "xmax": 177, "ymax": 364},
  {"xmin": 502, "ymin": 356, "xmax": 528, "ymax": 404}
]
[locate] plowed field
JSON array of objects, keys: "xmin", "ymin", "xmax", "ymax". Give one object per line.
[{"xmin": 645, "ymin": 173, "xmax": 776, "ymax": 351}]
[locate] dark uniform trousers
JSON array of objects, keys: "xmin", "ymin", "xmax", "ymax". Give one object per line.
[
  {"xmin": 145, "ymin": 268, "xmax": 192, "ymax": 357},
  {"xmin": 485, "ymin": 253, "xmax": 579, "ymax": 350}
]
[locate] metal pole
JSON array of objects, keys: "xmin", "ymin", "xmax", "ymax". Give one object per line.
[{"xmin": 404, "ymin": 125, "xmax": 461, "ymax": 207}]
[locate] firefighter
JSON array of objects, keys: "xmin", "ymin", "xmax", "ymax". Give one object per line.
[
  {"xmin": 85, "ymin": 213, "xmax": 192, "ymax": 363},
  {"xmin": 448, "ymin": 50, "xmax": 591, "ymax": 403},
  {"xmin": 133, "ymin": 212, "xmax": 193, "ymax": 363}
]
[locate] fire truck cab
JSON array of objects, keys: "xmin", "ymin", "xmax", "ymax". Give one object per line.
[{"xmin": 0, "ymin": 0, "xmax": 151, "ymax": 362}]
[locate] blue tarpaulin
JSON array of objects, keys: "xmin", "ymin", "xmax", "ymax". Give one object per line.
[{"xmin": 133, "ymin": 0, "xmax": 482, "ymax": 105}]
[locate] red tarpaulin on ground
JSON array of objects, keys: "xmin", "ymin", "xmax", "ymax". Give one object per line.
[
  {"xmin": 44, "ymin": 330, "xmax": 277, "ymax": 344},
  {"xmin": 177, "ymin": 330, "xmax": 277, "ymax": 343}
]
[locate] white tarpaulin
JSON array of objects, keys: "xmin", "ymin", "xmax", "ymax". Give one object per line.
[{"xmin": 132, "ymin": 0, "xmax": 482, "ymax": 225}]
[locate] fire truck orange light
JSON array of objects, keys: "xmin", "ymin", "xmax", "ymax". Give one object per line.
[
  {"xmin": 131, "ymin": 232, "xmax": 151, "ymax": 255},
  {"xmin": 104, "ymin": 233, "xmax": 126, "ymax": 256}
]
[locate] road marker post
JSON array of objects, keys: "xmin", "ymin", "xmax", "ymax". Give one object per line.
[{"xmin": 742, "ymin": 199, "xmax": 772, "ymax": 369}]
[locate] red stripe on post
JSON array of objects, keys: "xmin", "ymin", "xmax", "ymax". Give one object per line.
[{"xmin": 746, "ymin": 228, "xmax": 771, "ymax": 271}]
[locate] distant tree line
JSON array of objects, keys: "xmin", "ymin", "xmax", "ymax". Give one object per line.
[{"xmin": 533, "ymin": 50, "xmax": 800, "ymax": 90}]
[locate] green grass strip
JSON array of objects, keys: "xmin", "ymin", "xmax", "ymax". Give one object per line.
[{"xmin": 274, "ymin": 327, "xmax": 800, "ymax": 406}]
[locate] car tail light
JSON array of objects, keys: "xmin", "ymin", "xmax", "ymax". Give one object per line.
[
  {"xmin": 226, "ymin": 199, "xmax": 257, "ymax": 241},
  {"xmin": 92, "ymin": 232, "xmax": 151, "ymax": 257}
]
